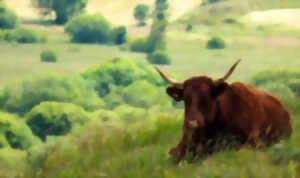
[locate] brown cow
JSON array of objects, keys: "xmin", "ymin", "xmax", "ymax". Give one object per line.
[{"xmin": 155, "ymin": 59, "xmax": 292, "ymax": 163}]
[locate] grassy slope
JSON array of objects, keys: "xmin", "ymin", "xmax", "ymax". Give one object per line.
[
  {"xmin": 181, "ymin": 0, "xmax": 300, "ymax": 25},
  {"xmin": 243, "ymin": 9, "xmax": 300, "ymax": 28}
]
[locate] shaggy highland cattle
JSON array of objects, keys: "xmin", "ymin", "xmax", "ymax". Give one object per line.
[{"xmin": 155, "ymin": 59, "xmax": 292, "ymax": 163}]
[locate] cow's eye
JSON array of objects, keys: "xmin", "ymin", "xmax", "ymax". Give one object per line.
[{"xmin": 173, "ymin": 93, "xmax": 178, "ymax": 98}]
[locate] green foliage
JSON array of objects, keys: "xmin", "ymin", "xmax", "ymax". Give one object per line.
[
  {"xmin": 111, "ymin": 26, "xmax": 127, "ymax": 45},
  {"xmin": 40, "ymin": 49, "xmax": 58, "ymax": 63},
  {"xmin": 0, "ymin": 2, "xmax": 17, "ymax": 29},
  {"xmin": 65, "ymin": 14, "xmax": 127, "ymax": 45},
  {"xmin": 0, "ymin": 148, "xmax": 28, "ymax": 178},
  {"xmin": 147, "ymin": 18, "xmax": 168, "ymax": 53},
  {"xmin": 269, "ymin": 142, "xmax": 300, "ymax": 165},
  {"xmin": 130, "ymin": 38, "xmax": 151, "ymax": 53},
  {"xmin": 0, "ymin": 75, "xmax": 104, "ymax": 115},
  {"xmin": 203, "ymin": 0, "xmax": 223, "ymax": 4},
  {"xmin": 24, "ymin": 111, "xmax": 183, "ymax": 177},
  {"xmin": 130, "ymin": 0, "xmax": 168, "ymax": 53},
  {"xmin": 147, "ymin": 50, "xmax": 171, "ymax": 65},
  {"xmin": 65, "ymin": 14, "xmax": 111, "ymax": 43},
  {"xmin": 186, "ymin": 23, "xmax": 193, "ymax": 32},
  {"xmin": 154, "ymin": 0, "xmax": 169, "ymax": 20},
  {"xmin": 134, "ymin": 4, "xmax": 149, "ymax": 26},
  {"xmin": 251, "ymin": 69, "xmax": 300, "ymax": 98},
  {"xmin": 121, "ymin": 80, "xmax": 171, "ymax": 108},
  {"xmin": 0, "ymin": 112, "xmax": 40, "ymax": 149},
  {"xmin": 82, "ymin": 58, "xmax": 165, "ymax": 97},
  {"xmin": 26, "ymin": 102, "xmax": 90, "ymax": 141},
  {"xmin": 3, "ymin": 28, "xmax": 46, "ymax": 43},
  {"xmin": 258, "ymin": 82, "xmax": 295, "ymax": 100},
  {"xmin": 32, "ymin": 0, "xmax": 88, "ymax": 24},
  {"xmin": 206, "ymin": 37, "xmax": 226, "ymax": 49}
]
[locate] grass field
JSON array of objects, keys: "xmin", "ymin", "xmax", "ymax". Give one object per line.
[{"xmin": 0, "ymin": 0, "xmax": 300, "ymax": 177}]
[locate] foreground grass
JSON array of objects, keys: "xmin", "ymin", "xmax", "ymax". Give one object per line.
[{"xmin": 17, "ymin": 111, "xmax": 299, "ymax": 178}]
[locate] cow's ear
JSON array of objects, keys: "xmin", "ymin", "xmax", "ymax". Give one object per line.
[
  {"xmin": 166, "ymin": 86, "xmax": 184, "ymax": 101},
  {"xmin": 212, "ymin": 82, "xmax": 228, "ymax": 98}
]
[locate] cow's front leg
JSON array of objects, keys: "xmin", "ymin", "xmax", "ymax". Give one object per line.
[{"xmin": 169, "ymin": 126, "xmax": 194, "ymax": 163}]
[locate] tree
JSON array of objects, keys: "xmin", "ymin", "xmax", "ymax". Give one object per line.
[
  {"xmin": 31, "ymin": 0, "xmax": 87, "ymax": 24},
  {"xmin": 154, "ymin": 0, "xmax": 168, "ymax": 20},
  {"xmin": 134, "ymin": 4, "xmax": 149, "ymax": 26},
  {"xmin": 0, "ymin": 2, "xmax": 18, "ymax": 29},
  {"xmin": 147, "ymin": 0, "xmax": 168, "ymax": 52}
]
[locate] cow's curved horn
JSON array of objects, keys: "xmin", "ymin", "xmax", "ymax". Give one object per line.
[
  {"xmin": 216, "ymin": 59, "xmax": 241, "ymax": 83},
  {"xmin": 154, "ymin": 66, "xmax": 183, "ymax": 88}
]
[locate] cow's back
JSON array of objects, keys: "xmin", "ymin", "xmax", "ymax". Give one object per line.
[{"xmin": 216, "ymin": 82, "xmax": 292, "ymax": 145}]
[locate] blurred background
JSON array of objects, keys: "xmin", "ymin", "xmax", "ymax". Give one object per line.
[{"xmin": 0, "ymin": 0, "xmax": 300, "ymax": 177}]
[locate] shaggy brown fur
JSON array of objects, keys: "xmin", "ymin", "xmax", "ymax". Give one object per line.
[{"xmin": 156, "ymin": 60, "xmax": 292, "ymax": 163}]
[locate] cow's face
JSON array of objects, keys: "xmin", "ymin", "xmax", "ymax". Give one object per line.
[
  {"xmin": 155, "ymin": 59, "xmax": 241, "ymax": 129},
  {"xmin": 167, "ymin": 77, "xmax": 228, "ymax": 128}
]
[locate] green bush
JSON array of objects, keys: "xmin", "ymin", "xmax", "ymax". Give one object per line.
[
  {"xmin": 121, "ymin": 80, "xmax": 171, "ymax": 108},
  {"xmin": 134, "ymin": 4, "xmax": 149, "ymax": 26},
  {"xmin": 269, "ymin": 142, "xmax": 300, "ymax": 164},
  {"xmin": 0, "ymin": 112, "xmax": 40, "ymax": 149},
  {"xmin": 65, "ymin": 14, "xmax": 111, "ymax": 43},
  {"xmin": 4, "ymin": 28, "xmax": 45, "ymax": 43},
  {"xmin": 26, "ymin": 102, "xmax": 90, "ymax": 141},
  {"xmin": 0, "ymin": 75, "xmax": 105, "ymax": 115},
  {"xmin": 32, "ymin": 0, "xmax": 87, "ymax": 24},
  {"xmin": 206, "ymin": 37, "xmax": 226, "ymax": 49},
  {"xmin": 111, "ymin": 26, "xmax": 127, "ymax": 45},
  {"xmin": 40, "ymin": 49, "xmax": 58, "ymax": 63},
  {"xmin": 82, "ymin": 58, "xmax": 165, "ymax": 97},
  {"xmin": 250, "ymin": 69, "xmax": 300, "ymax": 98},
  {"xmin": 186, "ymin": 23, "xmax": 193, "ymax": 32},
  {"xmin": 147, "ymin": 50, "xmax": 171, "ymax": 65},
  {"xmin": 258, "ymin": 82, "xmax": 295, "ymax": 100},
  {"xmin": 147, "ymin": 19, "xmax": 168, "ymax": 52},
  {"xmin": 0, "ymin": 2, "xmax": 17, "ymax": 29},
  {"xmin": 91, "ymin": 109, "xmax": 120, "ymax": 123},
  {"xmin": 130, "ymin": 38, "xmax": 151, "ymax": 53},
  {"xmin": 22, "ymin": 111, "xmax": 184, "ymax": 178}
]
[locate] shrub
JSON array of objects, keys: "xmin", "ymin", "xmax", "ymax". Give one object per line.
[
  {"xmin": 120, "ymin": 80, "xmax": 172, "ymax": 108},
  {"xmin": 258, "ymin": 82, "xmax": 295, "ymax": 100},
  {"xmin": 65, "ymin": 14, "xmax": 111, "ymax": 43},
  {"xmin": 0, "ymin": 112, "xmax": 40, "ymax": 149},
  {"xmin": 0, "ymin": 75, "xmax": 105, "ymax": 115},
  {"xmin": 147, "ymin": 19, "xmax": 168, "ymax": 52},
  {"xmin": 40, "ymin": 49, "xmax": 58, "ymax": 63},
  {"xmin": 186, "ymin": 23, "xmax": 193, "ymax": 32},
  {"xmin": 82, "ymin": 58, "xmax": 165, "ymax": 97},
  {"xmin": 32, "ymin": 0, "xmax": 87, "ymax": 24},
  {"xmin": 250, "ymin": 69, "xmax": 300, "ymax": 98},
  {"xmin": 206, "ymin": 37, "xmax": 226, "ymax": 49},
  {"xmin": 111, "ymin": 26, "xmax": 127, "ymax": 45},
  {"xmin": 91, "ymin": 109, "xmax": 119, "ymax": 123},
  {"xmin": 130, "ymin": 38, "xmax": 151, "ymax": 53},
  {"xmin": 269, "ymin": 142, "xmax": 300, "ymax": 164},
  {"xmin": 4, "ymin": 28, "xmax": 45, "ymax": 43},
  {"xmin": 113, "ymin": 105, "xmax": 147, "ymax": 125},
  {"xmin": 0, "ymin": 2, "xmax": 17, "ymax": 29},
  {"xmin": 26, "ymin": 102, "xmax": 90, "ymax": 141},
  {"xmin": 134, "ymin": 4, "xmax": 149, "ymax": 26},
  {"xmin": 147, "ymin": 50, "xmax": 171, "ymax": 65}
]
